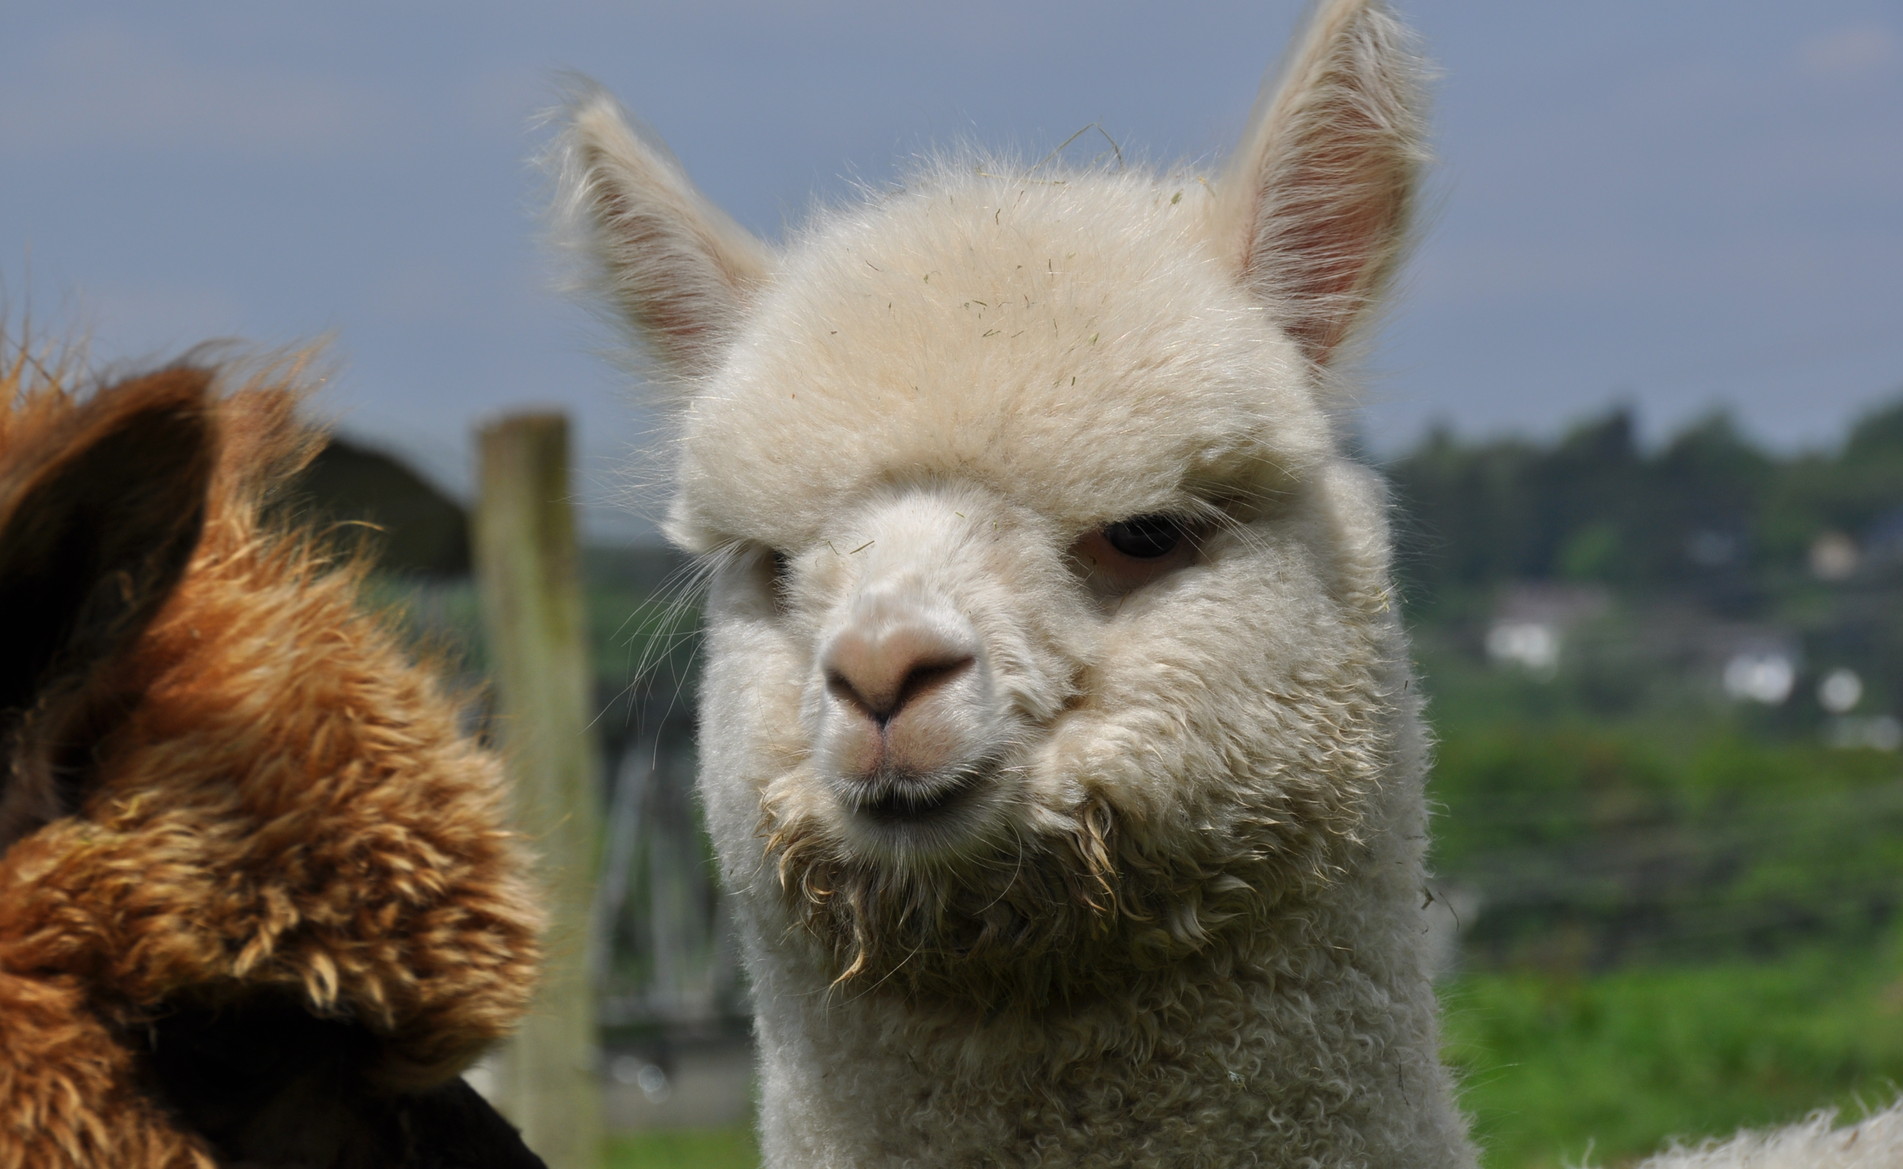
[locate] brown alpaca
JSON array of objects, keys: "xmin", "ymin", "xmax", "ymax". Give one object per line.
[{"xmin": 0, "ymin": 348, "xmax": 545, "ymax": 1167}]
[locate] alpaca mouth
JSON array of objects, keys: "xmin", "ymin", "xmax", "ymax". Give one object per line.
[{"xmin": 850, "ymin": 770, "xmax": 981, "ymax": 827}]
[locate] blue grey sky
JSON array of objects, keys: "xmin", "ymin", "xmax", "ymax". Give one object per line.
[{"xmin": 5, "ymin": 2, "xmax": 1899, "ymax": 536}]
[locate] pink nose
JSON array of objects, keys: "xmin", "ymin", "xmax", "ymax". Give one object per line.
[{"xmin": 822, "ymin": 610, "xmax": 976, "ymax": 726}]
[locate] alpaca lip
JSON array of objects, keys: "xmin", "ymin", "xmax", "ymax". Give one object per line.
[{"xmin": 848, "ymin": 770, "xmax": 979, "ymax": 826}]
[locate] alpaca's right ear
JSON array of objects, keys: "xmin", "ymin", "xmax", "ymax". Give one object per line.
[
  {"xmin": 556, "ymin": 86, "xmax": 774, "ymax": 386},
  {"xmin": 0, "ymin": 368, "xmax": 215, "ymax": 849}
]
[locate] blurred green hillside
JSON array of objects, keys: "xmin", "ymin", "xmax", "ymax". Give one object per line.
[{"xmin": 1390, "ymin": 394, "xmax": 1903, "ymax": 1165}]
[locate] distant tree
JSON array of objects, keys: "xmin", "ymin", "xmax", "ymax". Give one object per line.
[
  {"xmin": 1385, "ymin": 392, "xmax": 1903, "ymax": 609},
  {"xmin": 1762, "ymin": 390, "xmax": 1903, "ymax": 567},
  {"xmin": 1533, "ymin": 408, "xmax": 1644, "ymax": 586},
  {"xmin": 1388, "ymin": 425, "xmax": 1543, "ymax": 615},
  {"xmin": 1644, "ymin": 412, "xmax": 1774, "ymax": 609}
]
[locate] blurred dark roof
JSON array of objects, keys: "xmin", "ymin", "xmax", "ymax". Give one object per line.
[{"xmin": 283, "ymin": 437, "xmax": 469, "ymax": 576}]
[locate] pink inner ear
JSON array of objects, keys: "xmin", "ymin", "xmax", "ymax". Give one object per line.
[
  {"xmin": 1251, "ymin": 102, "xmax": 1410, "ymax": 363},
  {"xmin": 566, "ymin": 108, "xmax": 771, "ymax": 381},
  {"xmin": 1235, "ymin": 3, "xmax": 1425, "ymax": 368},
  {"xmin": 585, "ymin": 169, "xmax": 719, "ymax": 361}
]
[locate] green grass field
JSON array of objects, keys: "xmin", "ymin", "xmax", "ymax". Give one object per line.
[
  {"xmin": 608, "ymin": 1127, "xmax": 758, "ymax": 1169},
  {"xmin": 1443, "ymin": 937, "xmax": 1903, "ymax": 1167}
]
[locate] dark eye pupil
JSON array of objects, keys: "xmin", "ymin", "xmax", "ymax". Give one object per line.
[
  {"xmin": 1102, "ymin": 515, "xmax": 1183, "ymax": 559},
  {"xmin": 765, "ymin": 548, "xmax": 793, "ymax": 611}
]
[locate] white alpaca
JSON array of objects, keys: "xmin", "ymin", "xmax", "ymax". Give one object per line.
[{"xmin": 554, "ymin": 2, "xmax": 1902, "ymax": 1165}]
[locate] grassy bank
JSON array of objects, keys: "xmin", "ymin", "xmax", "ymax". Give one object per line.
[
  {"xmin": 1443, "ymin": 934, "xmax": 1903, "ymax": 1167},
  {"xmin": 609, "ymin": 1127, "xmax": 758, "ymax": 1169}
]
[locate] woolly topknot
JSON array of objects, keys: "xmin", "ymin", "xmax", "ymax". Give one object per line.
[{"xmin": 0, "ymin": 342, "xmax": 544, "ymax": 1167}]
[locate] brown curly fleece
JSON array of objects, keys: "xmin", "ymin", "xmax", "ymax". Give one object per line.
[{"xmin": 0, "ymin": 349, "xmax": 544, "ymax": 1167}]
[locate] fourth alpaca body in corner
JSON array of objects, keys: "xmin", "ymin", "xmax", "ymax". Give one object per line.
[{"xmin": 555, "ymin": 1, "xmax": 1903, "ymax": 1166}]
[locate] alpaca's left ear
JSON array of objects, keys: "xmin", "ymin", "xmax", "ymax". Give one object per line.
[
  {"xmin": 0, "ymin": 368, "xmax": 216, "ymax": 848},
  {"xmin": 1222, "ymin": 0, "xmax": 1428, "ymax": 368}
]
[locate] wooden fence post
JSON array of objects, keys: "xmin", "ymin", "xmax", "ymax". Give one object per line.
[{"xmin": 474, "ymin": 412, "xmax": 604, "ymax": 1169}]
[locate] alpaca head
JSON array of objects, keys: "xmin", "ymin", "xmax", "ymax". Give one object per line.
[
  {"xmin": 0, "ymin": 348, "xmax": 545, "ymax": 1166},
  {"xmin": 0, "ymin": 352, "xmax": 542, "ymax": 1048},
  {"xmin": 562, "ymin": 0, "xmax": 1427, "ymax": 1011}
]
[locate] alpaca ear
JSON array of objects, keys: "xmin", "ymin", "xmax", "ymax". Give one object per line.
[
  {"xmin": 0, "ymin": 367, "xmax": 215, "ymax": 845},
  {"xmin": 556, "ymin": 85, "xmax": 774, "ymax": 386},
  {"xmin": 1223, "ymin": 0, "xmax": 1428, "ymax": 367}
]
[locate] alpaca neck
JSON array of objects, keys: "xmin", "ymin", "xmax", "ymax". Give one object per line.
[{"xmin": 741, "ymin": 837, "xmax": 1477, "ymax": 1169}]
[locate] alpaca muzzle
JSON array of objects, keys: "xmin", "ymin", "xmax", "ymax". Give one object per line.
[{"xmin": 814, "ymin": 585, "xmax": 1004, "ymax": 847}]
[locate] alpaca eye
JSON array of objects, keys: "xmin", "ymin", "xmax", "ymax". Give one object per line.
[
  {"xmin": 1072, "ymin": 513, "xmax": 1201, "ymax": 598},
  {"xmin": 742, "ymin": 545, "xmax": 794, "ymax": 614},
  {"xmin": 1101, "ymin": 515, "xmax": 1185, "ymax": 559},
  {"xmin": 767, "ymin": 548, "xmax": 793, "ymax": 609}
]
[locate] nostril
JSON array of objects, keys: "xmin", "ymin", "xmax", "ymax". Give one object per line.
[
  {"xmin": 822, "ymin": 620, "xmax": 978, "ymax": 726},
  {"xmin": 891, "ymin": 655, "xmax": 974, "ymax": 719},
  {"xmin": 825, "ymin": 667, "xmax": 872, "ymax": 715},
  {"xmin": 826, "ymin": 653, "xmax": 974, "ymax": 725}
]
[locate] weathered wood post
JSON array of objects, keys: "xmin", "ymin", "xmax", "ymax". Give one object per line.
[{"xmin": 474, "ymin": 412, "xmax": 604, "ymax": 1169}]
